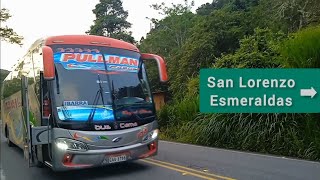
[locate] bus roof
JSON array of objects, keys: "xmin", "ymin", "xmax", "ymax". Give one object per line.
[{"xmin": 44, "ymin": 35, "xmax": 139, "ymax": 52}]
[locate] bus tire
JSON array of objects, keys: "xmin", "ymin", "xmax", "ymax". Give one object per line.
[{"xmin": 5, "ymin": 126, "xmax": 14, "ymax": 147}]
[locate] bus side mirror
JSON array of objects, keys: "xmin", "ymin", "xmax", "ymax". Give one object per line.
[
  {"xmin": 42, "ymin": 46, "xmax": 55, "ymax": 80},
  {"xmin": 141, "ymin": 53, "xmax": 168, "ymax": 82}
]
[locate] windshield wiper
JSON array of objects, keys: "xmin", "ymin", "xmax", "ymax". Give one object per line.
[
  {"xmin": 98, "ymin": 75, "xmax": 106, "ymax": 106},
  {"xmin": 87, "ymin": 74, "xmax": 105, "ymax": 124},
  {"xmin": 111, "ymin": 80, "xmax": 116, "ymax": 103},
  {"xmin": 61, "ymin": 106, "xmax": 72, "ymax": 120}
]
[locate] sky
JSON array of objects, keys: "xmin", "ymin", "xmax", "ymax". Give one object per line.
[{"xmin": 0, "ymin": 0, "xmax": 211, "ymax": 71}]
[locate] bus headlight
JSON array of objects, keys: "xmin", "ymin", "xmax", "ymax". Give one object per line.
[
  {"xmin": 55, "ymin": 138, "xmax": 88, "ymax": 151},
  {"xmin": 151, "ymin": 129, "xmax": 159, "ymax": 139},
  {"xmin": 142, "ymin": 129, "xmax": 159, "ymax": 142}
]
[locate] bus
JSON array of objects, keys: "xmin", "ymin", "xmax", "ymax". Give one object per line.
[{"xmin": 1, "ymin": 35, "xmax": 168, "ymax": 171}]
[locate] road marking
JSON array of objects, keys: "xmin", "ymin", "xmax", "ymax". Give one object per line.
[
  {"xmin": 146, "ymin": 158, "xmax": 235, "ymax": 180},
  {"xmin": 140, "ymin": 159, "xmax": 217, "ymax": 180},
  {"xmin": 145, "ymin": 158, "xmax": 236, "ymax": 180},
  {"xmin": 141, "ymin": 158, "xmax": 236, "ymax": 180},
  {"xmin": 161, "ymin": 141, "xmax": 320, "ymax": 164}
]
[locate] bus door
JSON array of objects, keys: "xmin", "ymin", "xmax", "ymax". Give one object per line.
[
  {"xmin": 21, "ymin": 75, "xmax": 33, "ymax": 166},
  {"xmin": 22, "ymin": 75, "xmax": 51, "ymax": 167}
]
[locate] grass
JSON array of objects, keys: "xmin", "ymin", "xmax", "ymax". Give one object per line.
[
  {"xmin": 158, "ymin": 102, "xmax": 320, "ymax": 161},
  {"xmin": 281, "ymin": 25, "xmax": 320, "ymax": 68}
]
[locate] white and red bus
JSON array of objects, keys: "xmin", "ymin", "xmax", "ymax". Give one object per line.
[{"xmin": 1, "ymin": 35, "xmax": 167, "ymax": 171}]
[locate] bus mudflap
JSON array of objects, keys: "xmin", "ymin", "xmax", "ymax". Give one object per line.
[{"xmin": 31, "ymin": 126, "xmax": 52, "ymax": 145}]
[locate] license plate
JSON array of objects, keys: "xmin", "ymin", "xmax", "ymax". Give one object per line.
[{"xmin": 108, "ymin": 154, "xmax": 127, "ymax": 164}]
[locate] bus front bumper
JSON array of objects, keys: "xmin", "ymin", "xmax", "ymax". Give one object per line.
[{"xmin": 51, "ymin": 140, "xmax": 158, "ymax": 171}]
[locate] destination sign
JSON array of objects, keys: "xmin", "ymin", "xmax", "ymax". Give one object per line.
[
  {"xmin": 200, "ymin": 69, "xmax": 320, "ymax": 113},
  {"xmin": 53, "ymin": 52, "xmax": 140, "ymax": 72}
]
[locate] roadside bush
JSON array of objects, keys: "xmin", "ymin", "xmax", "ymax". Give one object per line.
[
  {"xmin": 157, "ymin": 96, "xmax": 199, "ymax": 140},
  {"xmin": 280, "ymin": 25, "xmax": 320, "ymax": 68},
  {"xmin": 180, "ymin": 113, "xmax": 320, "ymax": 160}
]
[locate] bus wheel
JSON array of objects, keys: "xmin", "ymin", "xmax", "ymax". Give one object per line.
[{"xmin": 5, "ymin": 126, "xmax": 14, "ymax": 147}]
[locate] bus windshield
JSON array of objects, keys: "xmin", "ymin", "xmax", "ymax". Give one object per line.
[{"xmin": 50, "ymin": 45, "xmax": 155, "ymax": 130}]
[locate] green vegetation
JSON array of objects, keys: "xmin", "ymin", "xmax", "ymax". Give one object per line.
[
  {"xmin": 87, "ymin": 0, "xmax": 135, "ymax": 43},
  {"xmin": 1, "ymin": 69, "xmax": 10, "ymax": 82},
  {"xmin": 0, "ymin": 69, "xmax": 10, "ymax": 96},
  {"xmin": 280, "ymin": 25, "xmax": 320, "ymax": 68},
  {"xmin": 0, "ymin": 8, "xmax": 23, "ymax": 45},
  {"xmin": 1, "ymin": 7, "xmax": 23, "ymax": 98},
  {"xmin": 137, "ymin": 0, "xmax": 320, "ymax": 161}
]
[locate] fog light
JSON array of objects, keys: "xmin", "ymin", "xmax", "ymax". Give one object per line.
[
  {"xmin": 63, "ymin": 153, "xmax": 73, "ymax": 164},
  {"xmin": 148, "ymin": 142, "xmax": 157, "ymax": 151}
]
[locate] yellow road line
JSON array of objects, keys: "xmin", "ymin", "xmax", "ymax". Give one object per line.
[
  {"xmin": 140, "ymin": 159, "xmax": 217, "ymax": 180},
  {"xmin": 143, "ymin": 158, "xmax": 236, "ymax": 180}
]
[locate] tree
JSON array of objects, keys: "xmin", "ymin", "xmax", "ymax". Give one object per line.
[
  {"xmin": 87, "ymin": 0, "xmax": 135, "ymax": 43},
  {"xmin": 0, "ymin": 8, "xmax": 23, "ymax": 45},
  {"xmin": 214, "ymin": 28, "xmax": 286, "ymax": 68},
  {"xmin": 273, "ymin": 0, "xmax": 320, "ymax": 32},
  {"xmin": 169, "ymin": 9, "xmax": 255, "ymax": 99},
  {"xmin": 139, "ymin": 1, "xmax": 196, "ymax": 92},
  {"xmin": 150, "ymin": 0, "xmax": 194, "ymax": 16},
  {"xmin": 196, "ymin": 0, "xmax": 231, "ymax": 15}
]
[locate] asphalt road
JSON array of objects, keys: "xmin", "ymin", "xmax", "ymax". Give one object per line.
[{"xmin": 1, "ymin": 132, "xmax": 319, "ymax": 180}]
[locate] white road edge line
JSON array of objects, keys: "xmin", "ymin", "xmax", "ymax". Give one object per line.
[{"xmin": 160, "ymin": 140, "xmax": 320, "ymax": 164}]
